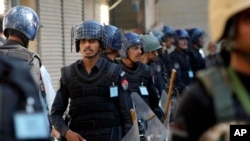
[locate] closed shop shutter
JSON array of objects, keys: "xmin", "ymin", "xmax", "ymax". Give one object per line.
[
  {"xmin": 3, "ymin": 0, "xmax": 10, "ymax": 13},
  {"xmin": 63, "ymin": 0, "xmax": 83, "ymax": 65},
  {"xmin": 39, "ymin": 0, "xmax": 63, "ymax": 89},
  {"xmin": 83, "ymin": 0, "xmax": 94, "ymax": 20}
]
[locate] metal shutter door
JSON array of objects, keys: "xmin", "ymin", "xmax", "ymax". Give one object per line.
[
  {"xmin": 39, "ymin": 0, "xmax": 63, "ymax": 90},
  {"xmin": 63, "ymin": 0, "xmax": 83, "ymax": 65},
  {"xmin": 83, "ymin": 0, "xmax": 94, "ymax": 20}
]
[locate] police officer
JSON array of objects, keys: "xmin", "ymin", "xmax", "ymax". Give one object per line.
[
  {"xmin": 50, "ymin": 20, "xmax": 132, "ymax": 141},
  {"xmin": 187, "ymin": 28, "xmax": 206, "ymax": 75},
  {"xmin": 170, "ymin": 29, "xmax": 192, "ymax": 94},
  {"xmin": 102, "ymin": 25, "xmax": 126, "ymax": 63},
  {"xmin": 171, "ymin": 0, "xmax": 250, "ymax": 140},
  {"xmin": 0, "ymin": 6, "xmax": 41, "ymax": 88},
  {"xmin": 118, "ymin": 32, "xmax": 164, "ymax": 120},
  {"xmin": 141, "ymin": 34, "xmax": 165, "ymax": 100},
  {"xmin": 162, "ymin": 25, "xmax": 175, "ymax": 77},
  {"xmin": 151, "ymin": 31, "xmax": 170, "ymax": 88},
  {"xmin": 0, "ymin": 6, "xmax": 50, "ymax": 141}
]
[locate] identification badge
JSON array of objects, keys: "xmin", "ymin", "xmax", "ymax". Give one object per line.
[
  {"xmin": 139, "ymin": 86, "xmax": 149, "ymax": 96},
  {"xmin": 14, "ymin": 112, "xmax": 49, "ymax": 139},
  {"xmin": 188, "ymin": 70, "xmax": 194, "ymax": 78},
  {"xmin": 110, "ymin": 86, "xmax": 118, "ymax": 97}
]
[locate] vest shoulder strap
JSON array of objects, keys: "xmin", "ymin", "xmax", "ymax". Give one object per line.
[
  {"xmin": 61, "ymin": 63, "xmax": 75, "ymax": 85},
  {"xmin": 196, "ymin": 67, "xmax": 235, "ymax": 122},
  {"xmin": 105, "ymin": 61, "xmax": 123, "ymax": 82}
]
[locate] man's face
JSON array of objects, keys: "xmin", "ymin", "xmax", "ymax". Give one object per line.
[
  {"xmin": 148, "ymin": 50, "xmax": 159, "ymax": 62},
  {"xmin": 80, "ymin": 39, "xmax": 101, "ymax": 58},
  {"xmin": 162, "ymin": 36, "xmax": 174, "ymax": 48},
  {"xmin": 198, "ymin": 34, "xmax": 206, "ymax": 48},
  {"xmin": 235, "ymin": 8, "xmax": 250, "ymax": 53},
  {"xmin": 208, "ymin": 42, "xmax": 217, "ymax": 55},
  {"xmin": 178, "ymin": 38, "xmax": 188, "ymax": 50},
  {"xmin": 127, "ymin": 45, "xmax": 142, "ymax": 62}
]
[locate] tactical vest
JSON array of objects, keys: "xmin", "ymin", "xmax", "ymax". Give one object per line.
[
  {"xmin": 61, "ymin": 59, "xmax": 123, "ymax": 137},
  {"xmin": 119, "ymin": 62, "xmax": 152, "ymax": 105},
  {"xmin": 197, "ymin": 66, "xmax": 250, "ymax": 141},
  {"xmin": 0, "ymin": 45, "xmax": 41, "ymax": 67}
]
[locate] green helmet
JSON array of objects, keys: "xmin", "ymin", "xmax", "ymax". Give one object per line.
[{"xmin": 142, "ymin": 34, "xmax": 162, "ymax": 52}]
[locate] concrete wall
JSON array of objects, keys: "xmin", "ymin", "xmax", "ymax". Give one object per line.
[{"xmin": 158, "ymin": 0, "xmax": 208, "ymax": 34}]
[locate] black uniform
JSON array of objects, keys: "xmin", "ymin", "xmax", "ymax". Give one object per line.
[
  {"xmin": 50, "ymin": 57, "xmax": 132, "ymax": 141},
  {"xmin": 187, "ymin": 46, "xmax": 206, "ymax": 75},
  {"xmin": 170, "ymin": 48, "xmax": 193, "ymax": 94},
  {"xmin": 118, "ymin": 61, "xmax": 164, "ymax": 120},
  {"xmin": 149, "ymin": 61, "xmax": 167, "ymax": 97},
  {"xmin": 162, "ymin": 51, "xmax": 173, "ymax": 77},
  {"xmin": 171, "ymin": 66, "xmax": 250, "ymax": 141}
]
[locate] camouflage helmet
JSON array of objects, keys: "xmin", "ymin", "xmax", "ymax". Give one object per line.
[{"xmin": 142, "ymin": 34, "xmax": 162, "ymax": 52}]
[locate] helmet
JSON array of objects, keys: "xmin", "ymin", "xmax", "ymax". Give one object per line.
[
  {"xmin": 72, "ymin": 20, "xmax": 107, "ymax": 52},
  {"xmin": 209, "ymin": 0, "xmax": 250, "ymax": 42},
  {"xmin": 142, "ymin": 34, "xmax": 162, "ymax": 52},
  {"xmin": 120, "ymin": 32, "xmax": 142, "ymax": 58},
  {"xmin": 190, "ymin": 28, "xmax": 205, "ymax": 44},
  {"xmin": 125, "ymin": 32, "xmax": 143, "ymax": 47},
  {"xmin": 104, "ymin": 25, "xmax": 127, "ymax": 50},
  {"xmin": 3, "ymin": 6, "xmax": 40, "ymax": 40},
  {"xmin": 175, "ymin": 29, "xmax": 189, "ymax": 39},
  {"xmin": 152, "ymin": 31, "xmax": 164, "ymax": 42},
  {"xmin": 162, "ymin": 25, "xmax": 175, "ymax": 36},
  {"xmin": 174, "ymin": 29, "xmax": 189, "ymax": 46},
  {"xmin": 162, "ymin": 25, "xmax": 175, "ymax": 41}
]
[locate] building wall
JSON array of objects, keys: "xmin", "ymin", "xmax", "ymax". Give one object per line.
[{"xmin": 158, "ymin": 0, "xmax": 208, "ymax": 34}]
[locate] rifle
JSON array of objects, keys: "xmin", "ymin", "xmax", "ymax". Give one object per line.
[{"xmin": 164, "ymin": 69, "xmax": 177, "ymax": 121}]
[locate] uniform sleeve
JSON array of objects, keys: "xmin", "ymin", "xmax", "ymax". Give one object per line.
[
  {"xmin": 171, "ymin": 82, "xmax": 216, "ymax": 141},
  {"xmin": 50, "ymin": 79, "xmax": 70, "ymax": 137},
  {"xmin": 117, "ymin": 76, "xmax": 133, "ymax": 135}
]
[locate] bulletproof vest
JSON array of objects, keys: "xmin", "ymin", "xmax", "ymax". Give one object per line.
[
  {"xmin": 61, "ymin": 59, "xmax": 123, "ymax": 133},
  {"xmin": 0, "ymin": 44, "xmax": 41, "ymax": 67},
  {"xmin": 119, "ymin": 61, "xmax": 152, "ymax": 104}
]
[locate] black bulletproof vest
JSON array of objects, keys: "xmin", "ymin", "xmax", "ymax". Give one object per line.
[
  {"xmin": 61, "ymin": 59, "xmax": 123, "ymax": 135},
  {"xmin": 119, "ymin": 61, "xmax": 152, "ymax": 105}
]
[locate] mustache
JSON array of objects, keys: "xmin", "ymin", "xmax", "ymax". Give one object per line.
[
  {"xmin": 83, "ymin": 48, "xmax": 94, "ymax": 52},
  {"xmin": 135, "ymin": 54, "xmax": 141, "ymax": 58}
]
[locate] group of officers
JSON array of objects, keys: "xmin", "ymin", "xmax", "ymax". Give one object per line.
[{"xmin": 1, "ymin": 0, "xmax": 250, "ymax": 140}]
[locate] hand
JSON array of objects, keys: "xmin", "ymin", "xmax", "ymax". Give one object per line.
[
  {"xmin": 65, "ymin": 129, "xmax": 86, "ymax": 141},
  {"xmin": 51, "ymin": 128, "xmax": 60, "ymax": 139}
]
